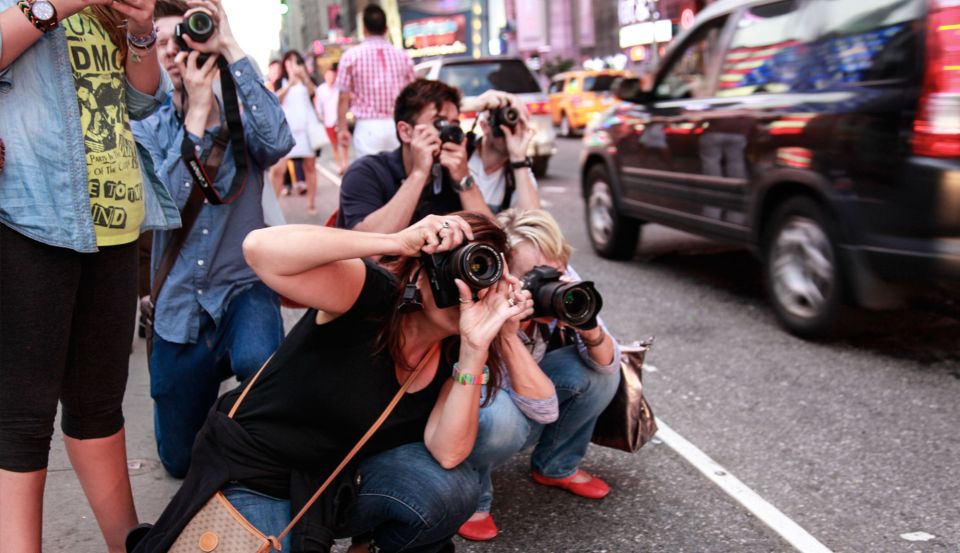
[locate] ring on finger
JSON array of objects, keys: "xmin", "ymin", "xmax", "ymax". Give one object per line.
[
  {"xmin": 507, "ymin": 297, "xmax": 516, "ymax": 307},
  {"xmin": 459, "ymin": 298, "xmax": 470, "ymax": 305},
  {"xmin": 441, "ymin": 220, "xmax": 450, "ymax": 229}
]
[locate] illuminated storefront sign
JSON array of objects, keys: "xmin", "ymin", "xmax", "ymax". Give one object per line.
[
  {"xmin": 402, "ymin": 14, "xmax": 468, "ymax": 58},
  {"xmin": 619, "ymin": 19, "xmax": 672, "ymax": 48}
]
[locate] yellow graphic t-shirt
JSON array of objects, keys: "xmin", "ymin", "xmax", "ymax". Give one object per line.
[{"xmin": 65, "ymin": 10, "xmax": 145, "ymax": 246}]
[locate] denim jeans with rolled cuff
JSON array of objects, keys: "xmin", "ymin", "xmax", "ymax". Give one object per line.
[
  {"xmin": 222, "ymin": 442, "xmax": 478, "ymax": 553},
  {"xmin": 467, "ymin": 344, "xmax": 620, "ymax": 512}
]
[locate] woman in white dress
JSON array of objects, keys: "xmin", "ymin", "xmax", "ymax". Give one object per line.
[{"xmin": 269, "ymin": 50, "xmax": 322, "ymax": 214}]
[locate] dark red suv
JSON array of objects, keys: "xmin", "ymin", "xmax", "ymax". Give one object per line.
[{"xmin": 581, "ymin": 0, "xmax": 960, "ymax": 336}]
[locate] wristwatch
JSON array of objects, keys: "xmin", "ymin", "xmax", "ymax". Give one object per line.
[
  {"xmin": 18, "ymin": 0, "xmax": 58, "ymax": 33},
  {"xmin": 509, "ymin": 157, "xmax": 533, "ymax": 170},
  {"xmin": 453, "ymin": 174, "xmax": 476, "ymax": 193}
]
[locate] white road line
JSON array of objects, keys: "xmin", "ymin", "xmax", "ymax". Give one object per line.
[
  {"xmin": 316, "ymin": 162, "xmax": 342, "ymax": 187},
  {"xmin": 654, "ymin": 418, "xmax": 834, "ymax": 553}
]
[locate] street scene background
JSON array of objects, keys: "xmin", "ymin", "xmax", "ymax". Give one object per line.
[{"xmin": 44, "ymin": 137, "xmax": 960, "ymax": 552}]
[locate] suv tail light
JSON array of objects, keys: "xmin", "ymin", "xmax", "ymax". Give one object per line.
[
  {"xmin": 913, "ymin": 1, "xmax": 960, "ymax": 156},
  {"xmin": 526, "ymin": 101, "xmax": 549, "ymax": 115}
]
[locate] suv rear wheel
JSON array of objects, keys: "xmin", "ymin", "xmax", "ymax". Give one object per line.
[
  {"xmin": 763, "ymin": 197, "xmax": 843, "ymax": 337},
  {"xmin": 585, "ymin": 165, "xmax": 640, "ymax": 259}
]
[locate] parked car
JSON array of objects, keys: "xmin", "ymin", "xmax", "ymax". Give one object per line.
[
  {"xmin": 548, "ymin": 69, "xmax": 633, "ymax": 137},
  {"xmin": 581, "ymin": 0, "xmax": 960, "ymax": 337},
  {"xmin": 415, "ymin": 56, "xmax": 557, "ymax": 177}
]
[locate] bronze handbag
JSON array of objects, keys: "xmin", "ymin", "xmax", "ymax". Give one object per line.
[
  {"xmin": 167, "ymin": 344, "xmax": 440, "ymax": 553},
  {"xmin": 591, "ymin": 338, "xmax": 658, "ymax": 453}
]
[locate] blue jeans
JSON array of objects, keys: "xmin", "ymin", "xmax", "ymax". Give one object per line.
[
  {"xmin": 467, "ymin": 345, "xmax": 620, "ymax": 512},
  {"xmin": 222, "ymin": 443, "xmax": 479, "ymax": 553},
  {"xmin": 150, "ymin": 283, "xmax": 283, "ymax": 478}
]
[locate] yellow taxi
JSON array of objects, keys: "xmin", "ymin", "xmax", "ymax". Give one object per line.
[{"xmin": 548, "ymin": 70, "xmax": 633, "ymax": 136}]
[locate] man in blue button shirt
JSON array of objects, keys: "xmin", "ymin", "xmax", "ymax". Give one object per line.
[{"xmin": 132, "ymin": 0, "xmax": 294, "ymax": 478}]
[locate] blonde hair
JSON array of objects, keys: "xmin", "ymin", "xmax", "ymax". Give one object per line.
[{"xmin": 497, "ymin": 208, "xmax": 573, "ymax": 265}]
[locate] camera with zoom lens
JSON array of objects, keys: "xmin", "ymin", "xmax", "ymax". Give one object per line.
[
  {"xmin": 424, "ymin": 242, "xmax": 504, "ymax": 309},
  {"xmin": 434, "ymin": 120, "xmax": 465, "ymax": 145},
  {"xmin": 521, "ymin": 266, "xmax": 603, "ymax": 328},
  {"xmin": 488, "ymin": 106, "xmax": 520, "ymax": 138},
  {"xmin": 175, "ymin": 11, "xmax": 217, "ymax": 63}
]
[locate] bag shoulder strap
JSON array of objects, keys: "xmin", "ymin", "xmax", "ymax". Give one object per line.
[
  {"xmin": 149, "ymin": 184, "xmax": 204, "ymax": 303},
  {"xmin": 276, "ymin": 342, "xmax": 441, "ymax": 542},
  {"xmin": 225, "ymin": 343, "xmax": 443, "ymax": 544}
]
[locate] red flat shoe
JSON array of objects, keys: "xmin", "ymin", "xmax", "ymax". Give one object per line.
[
  {"xmin": 458, "ymin": 514, "xmax": 498, "ymax": 541},
  {"xmin": 531, "ymin": 469, "xmax": 611, "ymax": 499}
]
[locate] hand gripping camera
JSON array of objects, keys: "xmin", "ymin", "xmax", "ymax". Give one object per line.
[
  {"xmin": 423, "ymin": 242, "xmax": 505, "ymax": 309},
  {"xmin": 488, "ymin": 106, "xmax": 520, "ymax": 138},
  {"xmin": 434, "ymin": 120, "xmax": 465, "ymax": 145},
  {"xmin": 175, "ymin": 11, "xmax": 217, "ymax": 63},
  {"xmin": 521, "ymin": 266, "xmax": 603, "ymax": 329}
]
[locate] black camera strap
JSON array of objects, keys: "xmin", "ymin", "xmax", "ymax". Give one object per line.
[{"xmin": 180, "ymin": 56, "xmax": 248, "ymax": 205}]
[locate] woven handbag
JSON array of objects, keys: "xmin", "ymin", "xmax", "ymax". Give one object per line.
[
  {"xmin": 590, "ymin": 338, "xmax": 658, "ymax": 453},
  {"xmin": 167, "ymin": 344, "xmax": 440, "ymax": 552}
]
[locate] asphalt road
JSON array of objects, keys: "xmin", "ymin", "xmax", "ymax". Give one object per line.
[{"xmin": 43, "ymin": 139, "xmax": 959, "ymax": 553}]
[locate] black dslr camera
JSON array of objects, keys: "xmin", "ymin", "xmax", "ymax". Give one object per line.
[
  {"xmin": 424, "ymin": 242, "xmax": 504, "ymax": 309},
  {"xmin": 175, "ymin": 11, "xmax": 217, "ymax": 63},
  {"xmin": 521, "ymin": 266, "xmax": 603, "ymax": 328},
  {"xmin": 434, "ymin": 120, "xmax": 465, "ymax": 145},
  {"xmin": 488, "ymin": 106, "xmax": 520, "ymax": 138}
]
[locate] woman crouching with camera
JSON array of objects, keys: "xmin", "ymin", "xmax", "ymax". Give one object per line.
[
  {"xmin": 458, "ymin": 208, "xmax": 622, "ymax": 541},
  {"xmin": 129, "ymin": 212, "xmax": 530, "ymax": 553}
]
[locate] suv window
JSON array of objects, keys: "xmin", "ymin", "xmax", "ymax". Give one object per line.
[
  {"xmin": 584, "ymin": 75, "xmax": 618, "ymax": 92},
  {"xmin": 807, "ymin": 0, "xmax": 922, "ymax": 85},
  {"xmin": 717, "ymin": 0, "xmax": 810, "ymax": 97},
  {"xmin": 657, "ymin": 16, "xmax": 727, "ymax": 100},
  {"xmin": 437, "ymin": 60, "xmax": 542, "ymax": 97},
  {"xmin": 549, "ymin": 79, "xmax": 564, "ymax": 94}
]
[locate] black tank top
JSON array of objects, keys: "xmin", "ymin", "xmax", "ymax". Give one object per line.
[{"xmin": 221, "ymin": 260, "xmax": 452, "ymax": 476}]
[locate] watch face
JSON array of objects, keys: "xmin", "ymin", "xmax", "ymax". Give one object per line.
[{"xmin": 32, "ymin": 1, "xmax": 55, "ymax": 21}]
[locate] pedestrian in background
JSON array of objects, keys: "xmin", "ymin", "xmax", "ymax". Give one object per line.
[
  {"xmin": 0, "ymin": 0, "xmax": 176, "ymax": 550},
  {"xmin": 335, "ymin": 3, "xmax": 414, "ymax": 158},
  {"xmin": 315, "ymin": 63, "xmax": 349, "ymax": 174},
  {"xmin": 265, "ymin": 58, "xmax": 282, "ymax": 91},
  {"xmin": 270, "ymin": 50, "xmax": 322, "ymax": 214},
  {"xmin": 132, "ymin": 0, "xmax": 294, "ymax": 479}
]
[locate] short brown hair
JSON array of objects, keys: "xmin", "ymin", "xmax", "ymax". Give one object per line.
[
  {"xmin": 394, "ymin": 79, "xmax": 462, "ymax": 129},
  {"xmin": 154, "ymin": 0, "xmax": 188, "ymax": 18}
]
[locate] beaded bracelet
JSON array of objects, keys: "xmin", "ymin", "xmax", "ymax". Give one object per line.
[
  {"xmin": 451, "ymin": 363, "xmax": 489, "ymax": 385},
  {"xmin": 127, "ymin": 24, "xmax": 158, "ymax": 49},
  {"xmin": 127, "ymin": 42, "xmax": 157, "ymax": 63}
]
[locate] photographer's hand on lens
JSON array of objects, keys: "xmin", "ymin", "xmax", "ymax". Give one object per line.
[
  {"xmin": 182, "ymin": 0, "xmax": 243, "ymax": 62},
  {"xmin": 176, "ymin": 50, "xmax": 218, "ymax": 102},
  {"xmin": 410, "ymin": 124, "xmax": 441, "ymax": 179},
  {"xmin": 502, "ymin": 119, "xmax": 536, "ymax": 163},
  {"xmin": 392, "ymin": 215, "xmax": 474, "ymax": 257},
  {"xmin": 455, "ymin": 272, "xmax": 528, "ymax": 355},
  {"xmin": 439, "ymin": 140, "xmax": 469, "ymax": 182}
]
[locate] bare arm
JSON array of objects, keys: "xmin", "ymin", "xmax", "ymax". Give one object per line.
[
  {"xmin": 511, "ymin": 167, "xmax": 541, "ymax": 210},
  {"xmin": 425, "ymin": 275, "xmax": 528, "ymax": 467},
  {"xmin": 244, "ymin": 214, "xmax": 476, "ymax": 315},
  {"xmin": 352, "ymin": 169, "xmax": 430, "ymax": 233},
  {"xmin": 0, "ymin": 4, "xmax": 44, "ymax": 70},
  {"xmin": 336, "ymin": 90, "xmax": 351, "ymax": 147},
  {"xmin": 114, "ymin": 0, "xmax": 161, "ymax": 96},
  {"xmin": 500, "ymin": 330, "xmax": 554, "ymax": 400}
]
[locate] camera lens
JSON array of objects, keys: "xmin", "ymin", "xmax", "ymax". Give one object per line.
[
  {"xmin": 186, "ymin": 12, "xmax": 216, "ymax": 42},
  {"xmin": 551, "ymin": 283, "xmax": 601, "ymax": 327},
  {"xmin": 452, "ymin": 243, "xmax": 503, "ymax": 288}
]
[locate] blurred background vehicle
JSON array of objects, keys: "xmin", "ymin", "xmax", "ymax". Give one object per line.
[
  {"xmin": 580, "ymin": 0, "xmax": 960, "ymax": 337},
  {"xmin": 548, "ymin": 69, "xmax": 633, "ymax": 137},
  {"xmin": 415, "ymin": 55, "xmax": 558, "ymax": 177}
]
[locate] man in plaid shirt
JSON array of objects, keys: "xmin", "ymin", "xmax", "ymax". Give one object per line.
[{"xmin": 335, "ymin": 4, "xmax": 415, "ymax": 159}]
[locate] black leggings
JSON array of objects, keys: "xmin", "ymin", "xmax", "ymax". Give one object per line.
[{"xmin": 0, "ymin": 224, "xmax": 137, "ymax": 472}]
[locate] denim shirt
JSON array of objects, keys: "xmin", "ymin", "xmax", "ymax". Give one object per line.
[
  {"xmin": 132, "ymin": 57, "xmax": 294, "ymax": 344},
  {"xmin": 0, "ymin": 4, "xmax": 180, "ymax": 252}
]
